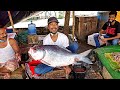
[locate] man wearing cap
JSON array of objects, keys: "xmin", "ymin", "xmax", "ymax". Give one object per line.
[
  {"xmin": 43, "ymin": 17, "xmax": 69, "ymax": 48},
  {"xmin": 34, "ymin": 17, "xmax": 71, "ymax": 78}
]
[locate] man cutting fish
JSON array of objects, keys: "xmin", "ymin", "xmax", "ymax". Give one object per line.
[
  {"xmin": 34, "ymin": 17, "xmax": 71, "ymax": 76},
  {"xmin": 0, "ymin": 28, "xmax": 21, "ymax": 79}
]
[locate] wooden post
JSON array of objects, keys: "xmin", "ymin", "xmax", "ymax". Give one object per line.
[
  {"xmin": 7, "ymin": 11, "xmax": 16, "ymax": 32},
  {"xmin": 63, "ymin": 11, "xmax": 70, "ymax": 36},
  {"xmin": 72, "ymin": 11, "xmax": 75, "ymax": 41}
]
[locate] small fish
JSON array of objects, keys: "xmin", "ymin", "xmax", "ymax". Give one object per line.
[{"xmin": 28, "ymin": 45, "xmax": 92, "ymax": 67}]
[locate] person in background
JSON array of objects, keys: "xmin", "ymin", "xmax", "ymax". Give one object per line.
[
  {"xmin": 0, "ymin": 28, "xmax": 21, "ymax": 79},
  {"xmin": 34, "ymin": 17, "xmax": 71, "ymax": 78},
  {"xmin": 94, "ymin": 11, "xmax": 120, "ymax": 47}
]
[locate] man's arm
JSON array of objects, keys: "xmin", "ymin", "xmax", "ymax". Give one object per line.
[
  {"xmin": 105, "ymin": 33, "xmax": 120, "ymax": 40},
  {"xmin": 9, "ymin": 38, "xmax": 21, "ymax": 61},
  {"xmin": 99, "ymin": 22, "xmax": 108, "ymax": 36},
  {"xmin": 9, "ymin": 38, "xmax": 20, "ymax": 53}
]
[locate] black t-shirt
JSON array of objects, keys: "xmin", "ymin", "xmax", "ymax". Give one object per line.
[{"xmin": 102, "ymin": 20, "xmax": 120, "ymax": 37}]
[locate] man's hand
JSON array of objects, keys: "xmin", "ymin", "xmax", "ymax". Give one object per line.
[
  {"xmin": 63, "ymin": 66, "xmax": 71, "ymax": 75},
  {"xmin": 15, "ymin": 53, "xmax": 21, "ymax": 62},
  {"xmin": 101, "ymin": 38, "xmax": 108, "ymax": 43}
]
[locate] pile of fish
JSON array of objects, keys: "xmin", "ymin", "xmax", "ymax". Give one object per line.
[
  {"xmin": 105, "ymin": 52, "xmax": 120, "ymax": 71},
  {"xmin": 28, "ymin": 45, "xmax": 93, "ymax": 67},
  {"xmin": 111, "ymin": 52, "xmax": 120, "ymax": 63}
]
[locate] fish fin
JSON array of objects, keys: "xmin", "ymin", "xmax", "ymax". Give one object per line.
[
  {"xmin": 40, "ymin": 60, "xmax": 53, "ymax": 67},
  {"xmin": 79, "ymin": 49, "xmax": 92, "ymax": 57}
]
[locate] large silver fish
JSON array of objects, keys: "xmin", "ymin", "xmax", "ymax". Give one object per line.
[{"xmin": 28, "ymin": 45, "xmax": 93, "ymax": 67}]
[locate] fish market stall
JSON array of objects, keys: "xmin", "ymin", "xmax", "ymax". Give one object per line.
[{"xmin": 94, "ymin": 45, "xmax": 120, "ymax": 79}]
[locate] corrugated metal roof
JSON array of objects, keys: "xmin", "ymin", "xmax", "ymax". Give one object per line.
[
  {"xmin": 7, "ymin": 18, "xmax": 73, "ymax": 28},
  {"xmin": 0, "ymin": 11, "xmax": 38, "ymax": 28}
]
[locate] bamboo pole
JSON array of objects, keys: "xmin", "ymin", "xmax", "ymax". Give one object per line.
[
  {"xmin": 72, "ymin": 11, "xmax": 75, "ymax": 41},
  {"xmin": 7, "ymin": 11, "xmax": 16, "ymax": 32}
]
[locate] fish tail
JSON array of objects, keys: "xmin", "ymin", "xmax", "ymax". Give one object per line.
[{"xmin": 75, "ymin": 54, "xmax": 93, "ymax": 64}]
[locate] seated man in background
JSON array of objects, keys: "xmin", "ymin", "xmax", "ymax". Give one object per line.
[
  {"xmin": 34, "ymin": 17, "xmax": 71, "ymax": 78},
  {"xmin": 94, "ymin": 11, "xmax": 120, "ymax": 48},
  {"xmin": 0, "ymin": 28, "xmax": 21, "ymax": 79}
]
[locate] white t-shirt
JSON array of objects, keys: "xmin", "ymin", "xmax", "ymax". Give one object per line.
[
  {"xmin": 43, "ymin": 32, "xmax": 69, "ymax": 48},
  {"xmin": 0, "ymin": 38, "xmax": 15, "ymax": 63}
]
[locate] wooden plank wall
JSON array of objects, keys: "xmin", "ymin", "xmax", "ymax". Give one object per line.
[{"xmin": 75, "ymin": 16, "xmax": 98, "ymax": 41}]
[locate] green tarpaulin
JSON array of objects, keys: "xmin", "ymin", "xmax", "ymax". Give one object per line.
[{"xmin": 94, "ymin": 45, "xmax": 120, "ymax": 79}]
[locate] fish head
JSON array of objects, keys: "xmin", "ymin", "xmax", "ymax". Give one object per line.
[{"xmin": 28, "ymin": 46, "xmax": 45, "ymax": 60}]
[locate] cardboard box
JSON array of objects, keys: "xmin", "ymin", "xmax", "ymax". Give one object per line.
[
  {"xmin": 102, "ymin": 66, "xmax": 112, "ymax": 79},
  {"xmin": 28, "ymin": 35, "xmax": 38, "ymax": 44},
  {"xmin": 87, "ymin": 33, "xmax": 105, "ymax": 46},
  {"xmin": 27, "ymin": 35, "xmax": 46, "ymax": 45}
]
